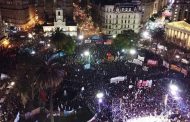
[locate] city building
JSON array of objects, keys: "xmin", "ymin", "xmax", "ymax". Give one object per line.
[
  {"xmin": 43, "ymin": 8, "xmax": 77, "ymax": 37},
  {"xmin": 0, "ymin": 10, "xmax": 4, "ymax": 35},
  {"xmin": 0, "ymin": 0, "xmax": 35, "ymax": 28},
  {"xmin": 141, "ymin": 0, "xmax": 155, "ymax": 23},
  {"xmin": 99, "ymin": 0, "xmax": 142, "ymax": 35},
  {"xmin": 153, "ymin": 0, "xmax": 168, "ymax": 14},
  {"xmin": 172, "ymin": 0, "xmax": 190, "ymax": 22},
  {"xmin": 35, "ymin": 0, "xmax": 45, "ymax": 21},
  {"xmin": 165, "ymin": 21, "xmax": 190, "ymax": 49}
]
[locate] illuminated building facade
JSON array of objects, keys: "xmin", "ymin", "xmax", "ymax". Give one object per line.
[
  {"xmin": 43, "ymin": 8, "xmax": 77, "ymax": 37},
  {"xmin": 165, "ymin": 21, "xmax": 190, "ymax": 49},
  {"xmin": 100, "ymin": 0, "xmax": 142, "ymax": 35},
  {"xmin": 153, "ymin": 0, "xmax": 168, "ymax": 14},
  {"xmin": 141, "ymin": 0, "xmax": 155, "ymax": 23},
  {"xmin": 0, "ymin": 0, "xmax": 35, "ymax": 26},
  {"xmin": 172, "ymin": 0, "xmax": 190, "ymax": 22}
]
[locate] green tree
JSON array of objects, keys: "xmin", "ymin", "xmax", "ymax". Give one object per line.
[
  {"xmin": 112, "ymin": 29, "xmax": 139, "ymax": 50},
  {"xmin": 36, "ymin": 61, "xmax": 64, "ymax": 122},
  {"xmin": 51, "ymin": 28, "xmax": 76, "ymax": 55}
]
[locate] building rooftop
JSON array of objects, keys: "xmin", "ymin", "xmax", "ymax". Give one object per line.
[{"xmin": 167, "ymin": 21, "xmax": 190, "ymax": 31}]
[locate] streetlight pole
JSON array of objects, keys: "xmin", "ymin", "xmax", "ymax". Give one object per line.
[{"xmin": 96, "ymin": 92, "xmax": 104, "ymax": 112}]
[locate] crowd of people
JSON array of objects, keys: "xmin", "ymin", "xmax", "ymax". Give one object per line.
[{"xmin": 1, "ymin": 41, "xmax": 190, "ymax": 122}]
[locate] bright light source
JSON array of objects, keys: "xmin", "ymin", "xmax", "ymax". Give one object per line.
[
  {"xmin": 169, "ymin": 84, "xmax": 179, "ymax": 96},
  {"xmin": 121, "ymin": 49, "xmax": 125, "ymax": 52},
  {"xmin": 142, "ymin": 31, "xmax": 151, "ymax": 39},
  {"xmin": 129, "ymin": 49, "xmax": 136, "ymax": 55},
  {"xmin": 31, "ymin": 50, "xmax": 36, "ymax": 55},
  {"xmin": 78, "ymin": 35, "xmax": 84, "ymax": 40},
  {"xmin": 84, "ymin": 51, "xmax": 90, "ymax": 56},
  {"xmin": 96, "ymin": 92, "xmax": 104, "ymax": 99},
  {"xmin": 47, "ymin": 44, "xmax": 51, "ymax": 47},
  {"xmin": 170, "ymin": 84, "xmax": 178, "ymax": 91},
  {"xmin": 175, "ymin": 55, "xmax": 180, "ymax": 59},
  {"xmin": 10, "ymin": 82, "xmax": 15, "ymax": 86},
  {"xmin": 112, "ymin": 34, "xmax": 116, "ymax": 38},
  {"xmin": 28, "ymin": 33, "xmax": 33, "ymax": 38},
  {"xmin": 98, "ymin": 98, "xmax": 103, "ymax": 103},
  {"xmin": 2, "ymin": 40, "xmax": 10, "ymax": 47}
]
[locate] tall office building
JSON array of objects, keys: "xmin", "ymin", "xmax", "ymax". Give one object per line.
[
  {"xmin": 0, "ymin": 0, "xmax": 35, "ymax": 26},
  {"xmin": 141, "ymin": 0, "xmax": 155, "ymax": 23},
  {"xmin": 172, "ymin": 0, "xmax": 190, "ymax": 23}
]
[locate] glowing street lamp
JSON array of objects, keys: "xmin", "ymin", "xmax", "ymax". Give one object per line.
[
  {"xmin": 10, "ymin": 82, "xmax": 15, "ymax": 86},
  {"xmin": 31, "ymin": 50, "xmax": 36, "ymax": 55},
  {"xmin": 84, "ymin": 50, "xmax": 90, "ymax": 56},
  {"xmin": 112, "ymin": 34, "xmax": 116, "ymax": 38},
  {"xmin": 129, "ymin": 49, "xmax": 136, "ymax": 55},
  {"xmin": 96, "ymin": 92, "xmax": 104, "ymax": 99},
  {"xmin": 175, "ymin": 55, "xmax": 180, "ymax": 59},
  {"xmin": 47, "ymin": 43, "xmax": 51, "ymax": 47},
  {"xmin": 78, "ymin": 35, "xmax": 84, "ymax": 40},
  {"xmin": 169, "ymin": 84, "xmax": 179, "ymax": 95},
  {"xmin": 28, "ymin": 33, "xmax": 33, "ymax": 38},
  {"xmin": 96, "ymin": 92, "xmax": 104, "ymax": 112}
]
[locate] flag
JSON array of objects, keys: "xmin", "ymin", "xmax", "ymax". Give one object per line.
[
  {"xmin": 163, "ymin": 60, "xmax": 170, "ymax": 68},
  {"xmin": 137, "ymin": 55, "xmax": 145, "ymax": 61}
]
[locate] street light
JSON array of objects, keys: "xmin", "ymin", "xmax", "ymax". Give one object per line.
[
  {"xmin": 112, "ymin": 34, "xmax": 116, "ymax": 38},
  {"xmin": 96, "ymin": 92, "xmax": 104, "ymax": 99},
  {"xmin": 169, "ymin": 84, "xmax": 179, "ymax": 95},
  {"xmin": 96, "ymin": 92, "xmax": 104, "ymax": 112},
  {"xmin": 31, "ymin": 50, "xmax": 36, "ymax": 55},
  {"xmin": 28, "ymin": 33, "xmax": 33, "ymax": 38},
  {"xmin": 175, "ymin": 55, "xmax": 180, "ymax": 59},
  {"xmin": 129, "ymin": 49, "xmax": 136, "ymax": 55},
  {"xmin": 84, "ymin": 50, "xmax": 90, "ymax": 56},
  {"xmin": 78, "ymin": 35, "xmax": 84, "ymax": 40}
]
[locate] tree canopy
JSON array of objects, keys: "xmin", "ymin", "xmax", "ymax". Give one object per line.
[
  {"xmin": 51, "ymin": 28, "xmax": 76, "ymax": 55},
  {"xmin": 112, "ymin": 30, "xmax": 139, "ymax": 50}
]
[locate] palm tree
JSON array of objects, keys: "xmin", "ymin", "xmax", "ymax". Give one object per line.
[
  {"xmin": 13, "ymin": 53, "xmax": 43, "ymax": 106},
  {"xmin": 51, "ymin": 28, "xmax": 76, "ymax": 55},
  {"xmin": 36, "ymin": 61, "xmax": 64, "ymax": 122}
]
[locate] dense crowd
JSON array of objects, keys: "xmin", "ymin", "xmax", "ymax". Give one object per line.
[{"xmin": 1, "ymin": 42, "xmax": 190, "ymax": 122}]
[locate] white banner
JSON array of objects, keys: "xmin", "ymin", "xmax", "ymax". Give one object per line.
[
  {"xmin": 137, "ymin": 80, "xmax": 152, "ymax": 88},
  {"xmin": 137, "ymin": 55, "xmax": 145, "ymax": 61},
  {"xmin": 133, "ymin": 59, "xmax": 143, "ymax": 66}
]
